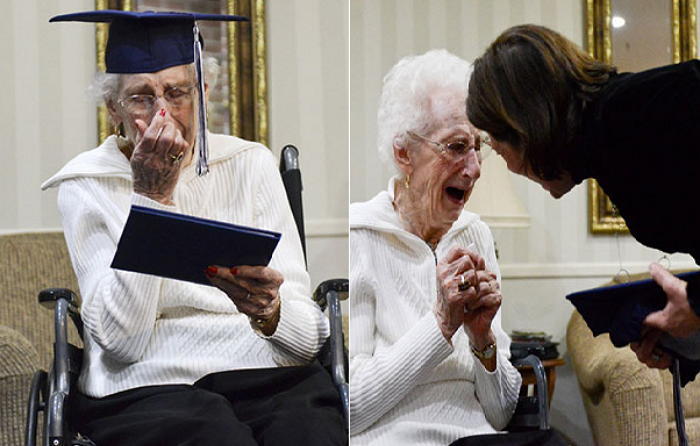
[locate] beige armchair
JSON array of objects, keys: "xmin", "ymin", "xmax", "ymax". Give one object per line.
[
  {"xmin": 567, "ymin": 273, "xmax": 700, "ymax": 446},
  {"xmin": 0, "ymin": 232, "xmax": 81, "ymax": 445}
]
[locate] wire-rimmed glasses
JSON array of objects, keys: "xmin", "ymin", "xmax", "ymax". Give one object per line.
[
  {"xmin": 117, "ymin": 85, "xmax": 196, "ymax": 118},
  {"xmin": 407, "ymin": 130, "xmax": 493, "ymax": 162}
]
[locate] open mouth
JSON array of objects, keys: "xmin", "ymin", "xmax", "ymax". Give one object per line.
[{"xmin": 445, "ymin": 186, "xmax": 467, "ymax": 204}]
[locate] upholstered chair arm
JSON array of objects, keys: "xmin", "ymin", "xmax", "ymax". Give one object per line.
[
  {"xmin": 567, "ymin": 310, "xmax": 667, "ymax": 446},
  {"xmin": 0, "ymin": 325, "xmax": 40, "ymax": 446}
]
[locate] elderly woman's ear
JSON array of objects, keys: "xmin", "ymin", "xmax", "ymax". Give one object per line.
[
  {"xmin": 392, "ymin": 136, "xmax": 413, "ymax": 177},
  {"xmin": 106, "ymin": 100, "xmax": 123, "ymax": 129}
]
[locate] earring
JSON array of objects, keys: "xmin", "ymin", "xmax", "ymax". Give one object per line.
[
  {"xmin": 404, "ymin": 174, "xmax": 410, "ymax": 189},
  {"xmin": 113, "ymin": 123, "xmax": 126, "ymax": 137}
]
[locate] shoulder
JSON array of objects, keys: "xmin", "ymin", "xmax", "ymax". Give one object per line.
[
  {"xmin": 208, "ymin": 133, "xmax": 273, "ymax": 166},
  {"xmin": 42, "ymin": 136, "xmax": 131, "ymax": 190},
  {"xmin": 349, "ymin": 191, "xmax": 395, "ymax": 230},
  {"xmin": 597, "ymin": 61, "xmax": 700, "ymax": 115}
]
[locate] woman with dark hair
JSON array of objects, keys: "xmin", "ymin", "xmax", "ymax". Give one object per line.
[{"xmin": 467, "ymin": 24, "xmax": 700, "ymax": 369}]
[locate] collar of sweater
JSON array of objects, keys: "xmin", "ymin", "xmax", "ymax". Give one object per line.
[
  {"xmin": 41, "ymin": 132, "xmax": 260, "ymax": 190},
  {"xmin": 350, "ymin": 176, "xmax": 480, "ymax": 247}
]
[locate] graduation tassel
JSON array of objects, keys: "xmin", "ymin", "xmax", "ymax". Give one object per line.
[{"xmin": 193, "ymin": 23, "xmax": 209, "ymax": 176}]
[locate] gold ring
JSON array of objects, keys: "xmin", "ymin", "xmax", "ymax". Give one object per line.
[
  {"xmin": 169, "ymin": 152, "xmax": 184, "ymax": 163},
  {"xmin": 458, "ymin": 274, "xmax": 470, "ymax": 291}
]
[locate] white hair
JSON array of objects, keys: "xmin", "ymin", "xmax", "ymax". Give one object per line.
[
  {"xmin": 377, "ymin": 49, "xmax": 472, "ymax": 174},
  {"xmin": 88, "ymin": 56, "xmax": 221, "ymax": 104}
]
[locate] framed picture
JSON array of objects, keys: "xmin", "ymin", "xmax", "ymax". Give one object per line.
[
  {"xmin": 585, "ymin": 0, "xmax": 696, "ymax": 233},
  {"xmin": 94, "ymin": 0, "xmax": 268, "ymax": 146}
]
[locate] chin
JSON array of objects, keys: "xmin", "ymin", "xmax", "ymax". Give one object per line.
[{"xmin": 548, "ymin": 187, "xmax": 573, "ymax": 199}]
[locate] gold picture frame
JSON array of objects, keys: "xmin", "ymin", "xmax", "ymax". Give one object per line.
[
  {"xmin": 585, "ymin": 0, "xmax": 696, "ymax": 233},
  {"xmin": 94, "ymin": 0, "xmax": 268, "ymax": 146}
]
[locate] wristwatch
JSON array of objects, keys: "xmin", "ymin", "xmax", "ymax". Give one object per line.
[{"xmin": 470, "ymin": 342, "xmax": 496, "ymax": 360}]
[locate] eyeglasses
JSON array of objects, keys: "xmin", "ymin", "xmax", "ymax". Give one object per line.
[
  {"xmin": 117, "ymin": 85, "xmax": 196, "ymax": 117},
  {"xmin": 477, "ymin": 132, "xmax": 493, "ymax": 160},
  {"xmin": 407, "ymin": 130, "xmax": 492, "ymax": 162}
]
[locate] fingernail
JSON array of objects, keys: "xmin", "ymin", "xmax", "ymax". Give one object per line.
[
  {"xmin": 230, "ymin": 267, "xmax": 239, "ymax": 275},
  {"xmin": 205, "ymin": 266, "xmax": 217, "ymax": 277},
  {"xmin": 159, "ymin": 108, "xmax": 166, "ymax": 117}
]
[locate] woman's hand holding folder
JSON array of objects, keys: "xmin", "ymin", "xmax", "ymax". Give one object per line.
[{"xmin": 205, "ymin": 264, "xmax": 283, "ymax": 336}]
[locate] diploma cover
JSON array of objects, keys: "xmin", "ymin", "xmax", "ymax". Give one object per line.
[
  {"xmin": 111, "ymin": 205, "xmax": 281, "ymax": 286},
  {"xmin": 566, "ymin": 271, "xmax": 700, "ymax": 360}
]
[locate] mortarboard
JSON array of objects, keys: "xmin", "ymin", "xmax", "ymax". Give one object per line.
[
  {"xmin": 566, "ymin": 270, "xmax": 700, "ymax": 386},
  {"xmin": 50, "ymin": 10, "xmax": 248, "ymax": 176}
]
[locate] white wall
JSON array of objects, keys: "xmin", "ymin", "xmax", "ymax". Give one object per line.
[
  {"xmin": 0, "ymin": 0, "xmax": 97, "ymax": 230},
  {"xmin": 350, "ymin": 1, "xmax": 697, "ymax": 445},
  {"xmin": 0, "ymin": 0, "xmax": 348, "ymax": 294},
  {"xmin": 267, "ymin": 0, "xmax": 349, "ymax": 289}
]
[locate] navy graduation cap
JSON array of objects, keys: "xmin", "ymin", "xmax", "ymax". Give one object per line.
[{"xmin": 50, "ymin": 10, "xmax": 248, "ymax": 176}]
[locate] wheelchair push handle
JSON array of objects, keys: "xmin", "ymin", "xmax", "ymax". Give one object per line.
[{"xmin": 280, "ymin": 144, "xmax": 300, "ymax": 172}]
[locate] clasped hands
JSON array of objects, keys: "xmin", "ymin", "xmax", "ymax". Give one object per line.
[{"xmin": 434, "ymin": 246, "xmax": 500, "ymax": 349}]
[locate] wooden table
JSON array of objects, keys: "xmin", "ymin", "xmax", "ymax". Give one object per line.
[{"xmin": 514, "ymin": 358, "xmax": 566, "ymax": 406}]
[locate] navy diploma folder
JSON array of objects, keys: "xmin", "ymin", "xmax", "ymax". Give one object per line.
[
  {"xmin": 566, "ymin": 271, "xmax": 700, "ymax": 346},
  {"xmin": 111, "ymin": 205, "xmax": 281, "ymax": 286}
]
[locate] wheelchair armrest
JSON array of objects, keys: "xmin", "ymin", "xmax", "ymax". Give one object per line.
[
  {"xmin": 313, "ymin": 279, "xmax": 349, "ymax": 420},
  {"xmin": 39, "ymin": 288, "xmax": 83, "ymax": 339},
  {"xmin": 37, "ymin": 288, "xmax": 83, "ymax": 444},
  {"xmin": 313, "ymin": 279, "xmax": 348, "ymax": 311},
  {"xmin": 511, "ymin": 354, "xmax": 550, "ymax": 431},
  {"xmin": 38, "ymin": 288, "xmax": 80, "ymax": 309}
]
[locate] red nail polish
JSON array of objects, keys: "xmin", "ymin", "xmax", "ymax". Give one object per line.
[
  {"xmin": 205, "ymin": 266, "xmax": 217, "ymax": 277},
  {"xmin": 159, "ymin": 108, "xmax": 166, "ymax": 117},
  {"xmin": 230, "ymin": 267, "xmax": 239, "ymax": 275}
]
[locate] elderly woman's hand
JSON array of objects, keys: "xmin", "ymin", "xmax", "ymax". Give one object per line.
[
  {"xmin": 206, "ymin": 265, "xmax": 283, "ymax": 336},
  {"xmin": 130, "ymin": 109, "xmax": 190, "ymax": 205},
  {"xmin": 462, "ymin": 269, "xmax": 500, "ymax": 351},
  {"xmin": 435, "ymin": 246, "xmax": 485, "ymax": 343}
]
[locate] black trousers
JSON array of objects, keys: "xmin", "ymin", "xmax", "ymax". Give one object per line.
[
  {"xmin": 449, "ymin": 430, "xmax": 567, "ymax": 446},
  {"xmin": 68, "ymin": 363, "xmax": 347, "ymax": 446}
]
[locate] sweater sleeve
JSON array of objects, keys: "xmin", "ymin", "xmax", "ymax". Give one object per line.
[
  {"xmin": 466, "ymin": 222, "xmax": 522, "ymax": 430},
  {"xmin": 252, "ymin": 149, "xmax": 329, "ymax": 363},
  {"xmin": 57, "ymin": 179, "xmax": 171, "ymax": 364},
  {"xmin": 349, "ymin": 229, "xmax": 454, "ymax": 435}
]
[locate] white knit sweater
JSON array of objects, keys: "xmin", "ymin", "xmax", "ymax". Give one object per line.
[
  {"xmin": 41, "ymin": 133, "xmax": 329, "ymax": 398},
  {"xmin": 349, "ymin": 178, "xmax": 521, "ymax": 445}
]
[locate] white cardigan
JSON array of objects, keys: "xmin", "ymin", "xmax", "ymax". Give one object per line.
[
  {"xmin": 349, "ymin": 178, "xmax": 521, "ymax": 445},
  {"xmin": 41, "ymin": 133, "xmax": 329, "ymax": 398}
]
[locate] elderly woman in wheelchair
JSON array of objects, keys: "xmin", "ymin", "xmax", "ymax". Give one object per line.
[
  {"xmin": 38, "ymin": 10, "xmax": 345, "ymax": 446},
  {"xmin": 348, "ymin": 49, "xmax": 522, "ymax": 445}
]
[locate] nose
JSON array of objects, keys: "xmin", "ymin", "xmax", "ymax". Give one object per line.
[
  {"xmin": 155, "ymin": 95, "xmax": 175, "ymax": 112},
  {"xmin": 461, "ymin": 149, "xmax": 481, "ymax": 180},
  {"xmin": 145, "ymin": 96, "xmax": 174, "ymax": 123}
]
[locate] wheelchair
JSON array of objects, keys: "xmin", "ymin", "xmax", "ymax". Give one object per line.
[{"xmin": 24, "ymin": 145, "xmax": 348, "ymax": 446}]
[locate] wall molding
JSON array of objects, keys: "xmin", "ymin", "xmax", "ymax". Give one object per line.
[
  {"xmin": 482, "ymin": 215, "xmax": 531, "ymax": 229},
  {"xmin": 500, "ymin": 261, "xmax": 699, "ymax": 279},
  {"xmin": 306, "ymin": 218, "xmax": 348, "ymax": 238},
  {"xmin": 0, "ymin": 227, "xmax": 63, "ymax": 235}
]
